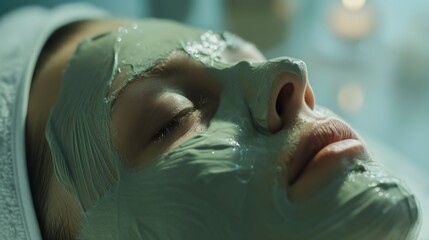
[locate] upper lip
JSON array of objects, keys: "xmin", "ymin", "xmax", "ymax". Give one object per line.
[{"xmin": 283, "ymin": 117, "xmax": 358, "ymax": 185}]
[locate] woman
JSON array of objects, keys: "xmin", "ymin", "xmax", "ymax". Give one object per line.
[{"xmin": 0, "ymin": 3, "xmax": 421, "ymax": 240}]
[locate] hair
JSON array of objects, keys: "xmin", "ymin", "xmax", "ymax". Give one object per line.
[{"xmin": 25, "ymin": 21, "xmax": 85, "ymax": 240}]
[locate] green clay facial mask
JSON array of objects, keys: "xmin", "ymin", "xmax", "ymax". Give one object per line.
[{"xmin": 46, "ymin": 20, "xmax": 421, "ymax": 239}]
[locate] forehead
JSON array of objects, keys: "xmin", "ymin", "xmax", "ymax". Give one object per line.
[
  {"xmin": 103, "ymin": 20, "xmax": 252, "ymax": 102},
  {"xmin": 104, "ymin": 20, "xmax": 202, "ymax": 99},
  {"xmin": 114, "ymin": 20, "xmax": 204, "ymax": 73}
]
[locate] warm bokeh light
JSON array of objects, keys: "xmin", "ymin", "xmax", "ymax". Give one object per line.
[
  {"xmin": 328, "ymin": 4, "xmax": 374, "ymax": 40},
  {"xmin": 342, "ymin": 0, "xmax": 366, "ymax": 11},
  {"xmin": 337, "ymin": 82, "xmax": 365, "ymax": 113}
]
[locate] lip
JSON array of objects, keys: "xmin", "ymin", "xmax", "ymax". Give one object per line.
[{"xmin": 283, "ymin": 117, "xmax": 361, "ymax": 186}]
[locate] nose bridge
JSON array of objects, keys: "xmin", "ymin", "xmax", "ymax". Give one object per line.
[{"xmin": 238, "ymin": 57, "xmax": 308, "ymax": 130}]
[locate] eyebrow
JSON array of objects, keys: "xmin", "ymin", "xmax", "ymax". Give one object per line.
[{"xmin": 109, "ymin": 53, "xmax": 179, "ymax": 109}]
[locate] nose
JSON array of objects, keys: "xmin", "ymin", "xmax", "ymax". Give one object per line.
[
  {"xmin": 236, "ymin": 57, "xmax": 315, "ymax": 133},
  {"xmin": 267, "ymin": 71, "xmax": 315, "ymax": 133}
]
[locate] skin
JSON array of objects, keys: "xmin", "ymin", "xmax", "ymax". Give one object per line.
[
  {"xmin": 28, "ymin": 19, "xmax": 273, "ymax": 237},
  {"xmin": 111, "ymin": 38, "xmax": 269, "ymax": 168},
  {"xmin": 28, "ymin": 19, "xmax": 420, "ymax": 239}
]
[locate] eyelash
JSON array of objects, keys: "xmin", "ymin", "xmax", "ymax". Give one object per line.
[{"xmin": 152, "ymin": 107, "xmax": 197, "ymax": 143}]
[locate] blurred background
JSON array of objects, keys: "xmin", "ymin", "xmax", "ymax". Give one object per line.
[{"xmin": 2, "ymin": 0, "xmax": 429, "ymax": 236}]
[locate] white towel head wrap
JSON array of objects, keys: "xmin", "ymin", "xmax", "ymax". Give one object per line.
[{"xmin": 0, "ymin": 4, "xmax": 107, "ymax": 239}]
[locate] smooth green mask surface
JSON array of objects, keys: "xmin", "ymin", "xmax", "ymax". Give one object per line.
[{"xmin": 46, "ymin": 20, "xmax": 420, "ymax": 239}]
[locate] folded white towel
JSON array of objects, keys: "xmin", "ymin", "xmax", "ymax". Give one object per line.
[{"xmin": 0, "ymin": 4, "xmax": 107, "ymax": 239}]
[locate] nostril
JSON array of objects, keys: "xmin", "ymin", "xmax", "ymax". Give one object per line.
[{"xmin": 275, "ymin": 83, "xmax": 294, "ymax": 116}]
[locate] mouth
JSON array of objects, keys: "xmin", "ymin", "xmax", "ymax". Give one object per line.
[{"xmin": 283, "ymin": 117, "xmax": 363, "ymax": 186}]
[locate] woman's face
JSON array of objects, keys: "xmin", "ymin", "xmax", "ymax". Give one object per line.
[{"xmin": 46, "ymin": 20, "xmax": 420, "ymax": 239}]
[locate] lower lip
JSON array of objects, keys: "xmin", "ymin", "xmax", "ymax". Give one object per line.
[
  {"xmin": 288, "ymin": 139, "xmax": 367, "ymax": 201},
  {"xmin": 309, "ymin": 139, "xmax": 365, "ymax": 168},
  {"xmin": 294, "ymin": 139, "xmax": 366, "ymax": 185}
]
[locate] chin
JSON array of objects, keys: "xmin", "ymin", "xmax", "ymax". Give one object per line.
[{"xmin": 287, "ymin": 157, "xmax": 421, "ymax": 239}]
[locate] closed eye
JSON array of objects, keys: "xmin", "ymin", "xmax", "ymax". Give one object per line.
[{"xmin": 152, "ymin": 107, "xmax": 197, "ymax": 143}]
